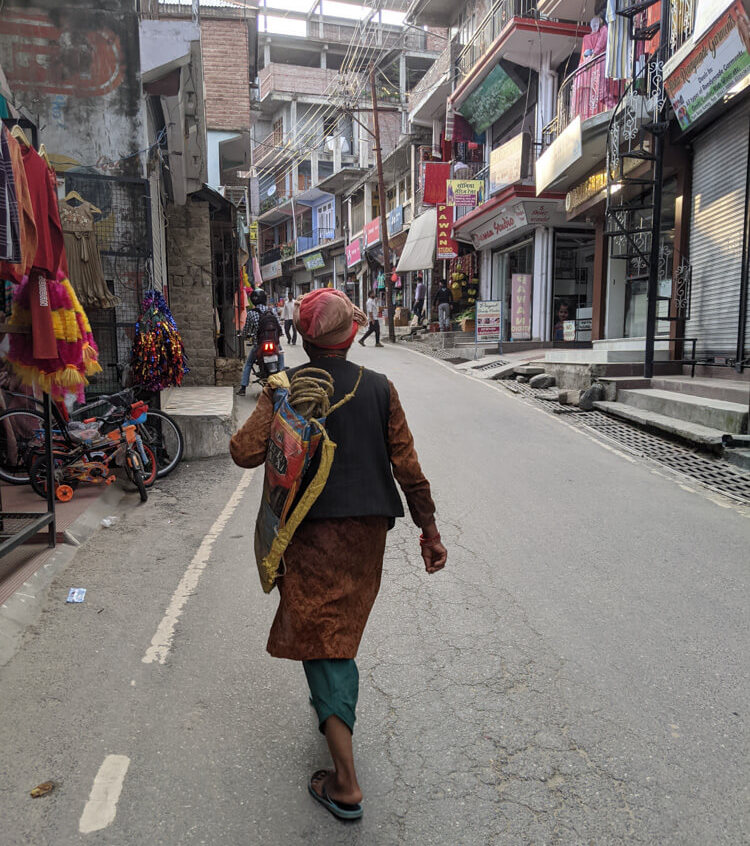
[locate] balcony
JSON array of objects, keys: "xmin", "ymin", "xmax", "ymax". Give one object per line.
[
  {"xmin": 258, "ymin": 63, "xmax": 364, "ymax": 106},
  {"xmin": 543, "ymin": 53, "xmax": 623, "ymax": 144},
  {"xmin": 408, "ymin": 41, "xmax": 453, "ymax": 124},
  {"xmin": 296, "ymin": 227, "xmax": 338, "ymax": 255},
  {"xmin": 456, "ymin": 0, "xmax": 535, "ymax": 79}
]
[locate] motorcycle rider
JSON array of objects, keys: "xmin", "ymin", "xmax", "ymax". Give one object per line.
[{"xmin": 237, "ymin": 288, "xmax": 285, "ymax": 396}]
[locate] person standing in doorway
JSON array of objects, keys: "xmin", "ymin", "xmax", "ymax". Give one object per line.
[
  {"xmin": 358, "ymin": 291, "xmax": 383, "ymax": 347},
  {"xmin": 413, "ymin": 273, "xmax": 425, "ymax": 324},
  {"xmin": 282, "ymin": 296, "xmax": 297, "ymax": 345},
  {"xmin": 434, "ymin": 279, "xmax": 452, "ymax": 332}
]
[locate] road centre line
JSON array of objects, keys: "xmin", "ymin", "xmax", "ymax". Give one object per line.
[
  {"xmin": 142, "ymin": 468, "xmax": 255, "ymax": 665},
  {"xmin": 79, "ymin": 754, "xmax": 130, "ymax": 834}
]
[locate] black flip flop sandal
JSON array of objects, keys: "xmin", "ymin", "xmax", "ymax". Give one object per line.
[{"xmin": 308, "ymin": 770, "xmax": 363, "ymax": 821}]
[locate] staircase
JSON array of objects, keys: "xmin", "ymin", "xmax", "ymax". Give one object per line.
[{"xmin": 595, "ymin": 377, "xmax": 750, "ymax": 449}]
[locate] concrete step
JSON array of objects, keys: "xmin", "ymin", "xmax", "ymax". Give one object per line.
[
  {"xmin": 160, "ymin": 386, "xmax": 235, "ymax": 460},
  {"xmin": 651, "ymin": 377, "xmax": 750, "ymax": 405},
  {"xmin": 617, "ymin": 388, "xmax": 748, "ymax": 435},
  {"xmin": 514, "ymin": 364, "xmax": 546, "ymax": 376},
  {"xmin": 593, "ymin": 401, "xmax": 726, "ymax": 448}
]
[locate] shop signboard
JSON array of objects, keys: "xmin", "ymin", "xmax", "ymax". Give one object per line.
[
  {"xmin": 436, "ymin": 204, "xmax": 458, "ymax": 259},
  {"xmin": 248, "ymin": 220, "xmax": 259, "ymax": 246},
  {"xmin": 345, "ymin": 238, "xmax": 362, "ymax": 267},
  {"xmin": 459, "ymin": 65, "xmax": 522, "ymax": 133},
  {"xmin": 388, "ymin": 205, "xmax": 404, "ymax": 236},
  {"xmin": 261, "ymin": 259, "xmax": 282, "ymax": 281},
  {"xmin": 563, "ymin": 320, "xmax": 576, "ymax": 342},
  {"xmin": 489, "ymin": 133, "xmax": 529, "ymax": 194},
  {"xmin": 364, "ymin": 217, "xmax": 381, "ymax": 248},
  {"xmin": 664, "ymin": 0, "xmax": 750, "ymax": 130},
  {"xmin": 446, "ymin": 179, "xmax": 484, "ymax": 208},
  {"xmin": 470, "ymin": 203, "xmax": 527, "ymax": 250},
  {"xmin": 535, "ymin": 116, "xmax": 582, "ymax": 194},
  {"xmin": 510, "ymin": 273, "xmax": 532, "ymax": 340},
  {"xmin": 303, "ymin": 252, "xmax": 325, "ymax": 271},
  {"xmin": 475, "ymin": 301, "xmax": 502, "ymax": 359}
]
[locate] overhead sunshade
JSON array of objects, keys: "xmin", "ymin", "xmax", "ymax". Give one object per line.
[{"xmin": 395, "ymin": 208, "xmax": 437, "ymax": 273}]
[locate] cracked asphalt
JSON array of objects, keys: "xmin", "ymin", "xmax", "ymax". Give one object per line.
[{"xmin": 0, "ymin": 341, "xmax": 748, "ymax": 844}]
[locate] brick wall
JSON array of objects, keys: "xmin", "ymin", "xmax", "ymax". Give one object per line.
[
  {"xmin": 166, "ymin": 199, "xmax": 216, "ymax": 386},
  {"xmin": 426, "ymin": 28, "xmax": 449, "ymax": 52},
  {"xmin": 201, "ymin": 18, "xmax": 251, "ymax": 131}
]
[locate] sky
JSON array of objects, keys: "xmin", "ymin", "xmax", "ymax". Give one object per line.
[{"xmin": 257, "ymin": 0, "xmax": 407, "ymax": 34}]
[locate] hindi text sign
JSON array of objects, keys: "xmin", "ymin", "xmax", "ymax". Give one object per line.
[{"xmin": 510, "ymin": 273, "xmax": 532, "ymax": 340}]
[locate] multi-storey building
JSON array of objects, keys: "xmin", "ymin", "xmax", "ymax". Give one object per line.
[
  {"xmin": 251, "ymin": 3, "xmax": 443, "ymax": 302},
  {"xmin": 401, "ymin": 0, "xmax": 750, "ymax": 383}
]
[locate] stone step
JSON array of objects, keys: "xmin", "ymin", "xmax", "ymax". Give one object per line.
[
  {"xmin": 593, "ymin": 401, "xmax": 726, "ymax": 448},
  {"xmin": 514, "ymin": 364, "xmax": 546, "ymax": 376},
  {"xmin": 617, "ymin": 388, "xmax": 748, "ymax": 435},
  {"xmin": 651, "ymin": 377, "xmax": 750, "ymax": 405}
]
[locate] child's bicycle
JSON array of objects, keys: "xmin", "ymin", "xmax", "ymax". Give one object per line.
[{"xmin": 26, "ymin": 403, "xmax": 156, "ymax": 503}]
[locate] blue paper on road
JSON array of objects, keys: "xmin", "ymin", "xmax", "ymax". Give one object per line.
[{"xmin": 66, "ymin": 588, "xmax": 86, "ymax": 603}]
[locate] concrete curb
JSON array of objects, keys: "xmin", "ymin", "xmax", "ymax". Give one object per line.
[{"xmin": 0, "ymin": 484, "xmax": 127, "ymax": 667}]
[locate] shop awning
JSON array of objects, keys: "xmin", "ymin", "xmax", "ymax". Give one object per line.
[{"xmin": 395, "ymin": 208, "xmax": 437, "ymax": 273}]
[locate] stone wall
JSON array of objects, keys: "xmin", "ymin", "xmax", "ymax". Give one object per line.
[{"xmin": 166, "ymin": 199, "xmax": 216, "ymax": 386}]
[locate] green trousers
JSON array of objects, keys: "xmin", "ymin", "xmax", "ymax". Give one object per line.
[{"xmin": 303, "ymin": 658, "xmax": 359, "ymax": 735}]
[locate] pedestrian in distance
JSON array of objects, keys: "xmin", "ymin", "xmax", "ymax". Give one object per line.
[
  {"xmin": 358, "ymin": 290, "xmax": 384, "ymax": 347},
  {"xmin": 282, "ymin": 296, "xmax": 297, "ymax": 345},
  {"xmin": 434, "ymin": 279, "xmax": 452, "ymax": 332},
  {"xmin": 237, "ymin": 288, "xmax": 284, "ymax": 396},
  {"xmin": 230, "ymin": 288, "xmax": 447, "ymax": 822},
  {"xmin": 413, "ymin": 273, "xmax": 425, "ymax": 324}
]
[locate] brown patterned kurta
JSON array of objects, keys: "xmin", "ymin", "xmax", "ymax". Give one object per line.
[{"xmin": 230, "ymin": 379, "xmax": 435, "ymax": 660}]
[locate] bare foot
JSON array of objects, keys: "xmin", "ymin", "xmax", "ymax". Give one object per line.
[{"xmin": 310, "ymin": 769, "xmax": 363, "ymax": 806}]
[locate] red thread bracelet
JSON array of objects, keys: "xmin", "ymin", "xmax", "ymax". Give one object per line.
[{"xmin": 420, "ymin": 532, "xmax": 441, "ymax": 547}]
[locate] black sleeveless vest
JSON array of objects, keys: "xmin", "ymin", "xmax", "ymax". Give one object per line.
[{"xmin": 290, "ymin": 357, "xmax": 405, "ymax": 522}]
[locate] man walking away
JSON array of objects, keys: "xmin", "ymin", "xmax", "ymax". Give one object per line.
[
  {"xmin": 237, "ymin": 288, "xmax": 285, "ymax": 396},
  {"xmin": 282, "ymin": 296, "xmax": 297, "ymax": 345},
  {"xmin": 413, "ymin": 273, "xmax": 425, "ymax": 324},
  {"xmin": 358, "ymin": 291, "xmax": 384, "ymax": 347},
  {"xmin": 434, "ymin": 279, "xmax": 452, "ymax": 332}
]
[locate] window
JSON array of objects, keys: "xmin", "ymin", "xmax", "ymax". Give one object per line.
[
  {"xmin": 386, "ymin": 187, "xmax": 396, "ymax": 212},
  {"xmin": 273, "ymin": 118, "xmax": 283, "ymax": 145},
  {"xmin": 317, "ymin": 201, "xmax": 334, "ymax": 241},
  {"xmin": 323, "ymin": 115, "xmax": 337, "ymax": 138}
]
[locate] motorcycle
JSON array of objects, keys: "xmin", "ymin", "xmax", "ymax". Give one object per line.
[{"xmin": 251, "ymin": 339, "xmax": 282, "ymax": 387}]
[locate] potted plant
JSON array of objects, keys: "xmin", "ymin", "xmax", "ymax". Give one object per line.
[{"xmin": 456, "ymin": 307, "xmax": 476, "ymax": 333}]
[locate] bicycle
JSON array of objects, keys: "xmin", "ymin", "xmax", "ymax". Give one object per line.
[{"xmin": 0, "ymin": 388, "xmax": 183, "ymax": 484}]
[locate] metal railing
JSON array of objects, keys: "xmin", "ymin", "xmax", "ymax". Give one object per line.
[
  {"xmin": 295, "ymin": 228, "xmax": 336, "ymax": 253},
  {"xmin": 543, "ymin": 53, "xmax": 624, "ymax": 144},
  {"xmin": 456, "ymin": 0, "xmax": 536, "ymax": 80}
]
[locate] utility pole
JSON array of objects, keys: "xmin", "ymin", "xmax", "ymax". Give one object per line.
[{"xmin": 370, "ymin": 65, "xmax": 396, "ymax": 343}]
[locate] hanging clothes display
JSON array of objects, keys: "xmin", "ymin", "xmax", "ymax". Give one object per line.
[
  {"xmin": 130, "ymin": 290, "xmax": 188, "ymax": 391},
  {"xmin": 0, "ymin": 127, "xmax": 37, "ymax": 283},
  {"xmin": 59, "ymin": 198, "xmax": 118, "ymax": 309},
  {"xmin": 5, "ymin": 136, "xmax": 101, "ymax": 400},
  {"xmin": 0, "ymin": 127, "xmax": 21, "ymax": 264}
]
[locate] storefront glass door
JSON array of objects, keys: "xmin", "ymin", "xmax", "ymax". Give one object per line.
[
  {"xmin": 491, "ymin": 239, "xmax": 533, "ymax": 341},
  {"xmin": 552, "ymin": 230, "xmax": 595, "ymax": 341}
]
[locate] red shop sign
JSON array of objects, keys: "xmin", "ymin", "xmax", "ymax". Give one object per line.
[{"xmin": 436, "ymin": 204, "xmax": 458, "ymax": 260}]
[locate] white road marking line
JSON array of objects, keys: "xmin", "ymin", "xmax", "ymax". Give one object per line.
[
  {"xmin": 142, "ymin": 469, "xmax": 255, "ymax": 664},
  {"xmin": 79, "ymin": 754, "xmax": 130, "ymax": 834}
]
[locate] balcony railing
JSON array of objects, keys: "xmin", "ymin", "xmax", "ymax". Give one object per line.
[
  {"xmin": 456, "ymin": 0, "xmax": 536, "ymax": 79},
  {"xmin": 408, "ymin": 41, "xmax": 453, "ymax": 113},
  {"xmin": 258, "ymin": 63, "xmax": 364, "ymax": 102},
  {"xmin": 543, "ymin": 53, "xmax": 624, "ymax": 144},
  {"xmin": 296, "ymin": 228, "xmax": 337, "ymax": 253}
]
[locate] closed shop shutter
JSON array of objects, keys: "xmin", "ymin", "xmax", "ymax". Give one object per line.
[{"xmin": 686, "ymin": 101, "xmax": 750, "ymax": 357}]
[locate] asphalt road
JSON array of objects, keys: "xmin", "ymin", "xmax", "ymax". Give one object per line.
[{"xmin": 1, "ymin": 340, "xmax": 748, "ymax": 845}]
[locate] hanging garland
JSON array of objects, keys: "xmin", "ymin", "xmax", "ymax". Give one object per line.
[{"xmin": 130, "ymin": 290, "xmax": 188, "ymax": 391}]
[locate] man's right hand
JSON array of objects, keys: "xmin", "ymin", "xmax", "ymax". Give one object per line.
[{"xmin": 421, "ymin": 540, "xmax": 447, "ymax": 574}]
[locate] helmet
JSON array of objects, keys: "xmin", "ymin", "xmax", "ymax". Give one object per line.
[{"xmin": 250, "ymin": 288, "xmax": 267, "ymax": 306}]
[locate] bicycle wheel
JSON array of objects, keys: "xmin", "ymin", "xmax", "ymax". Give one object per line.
[
  {"xmin": 28, "ymin": 449, "xmax": 73, "ymax": 500},
  {"xmin": 0, "ymin": 408, "xmax": 45, "ymax": 484},
  {"xmin": 141, "ymin": 443, "xmax": 157, "ymax": 488},
  {"xmin": 138, "ymin": 410, "xmax": 184, "ymax": 478},
  {"xmin": 125, "ymin": 449, "xmax": 148, "ymax": 502}
]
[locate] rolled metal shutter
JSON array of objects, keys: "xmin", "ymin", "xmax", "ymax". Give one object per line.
[{"xmin": 686, "ymin": 102, "xmax": 750, "ymax": 357}]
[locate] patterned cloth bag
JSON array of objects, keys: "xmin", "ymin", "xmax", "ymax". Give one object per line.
[{"xmin": 254, "ymin": 367, "xmax": 361, "ymax": 593}]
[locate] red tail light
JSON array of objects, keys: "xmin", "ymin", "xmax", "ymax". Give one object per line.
[{"xmin": 262, "ymin": 341, "xmax": 276, "ymax": 353}]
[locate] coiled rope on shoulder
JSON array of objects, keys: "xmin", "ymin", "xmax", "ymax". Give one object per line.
[{"xmin": 289, "ymin": 366, "xmax": 364, "ymax": 421}]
